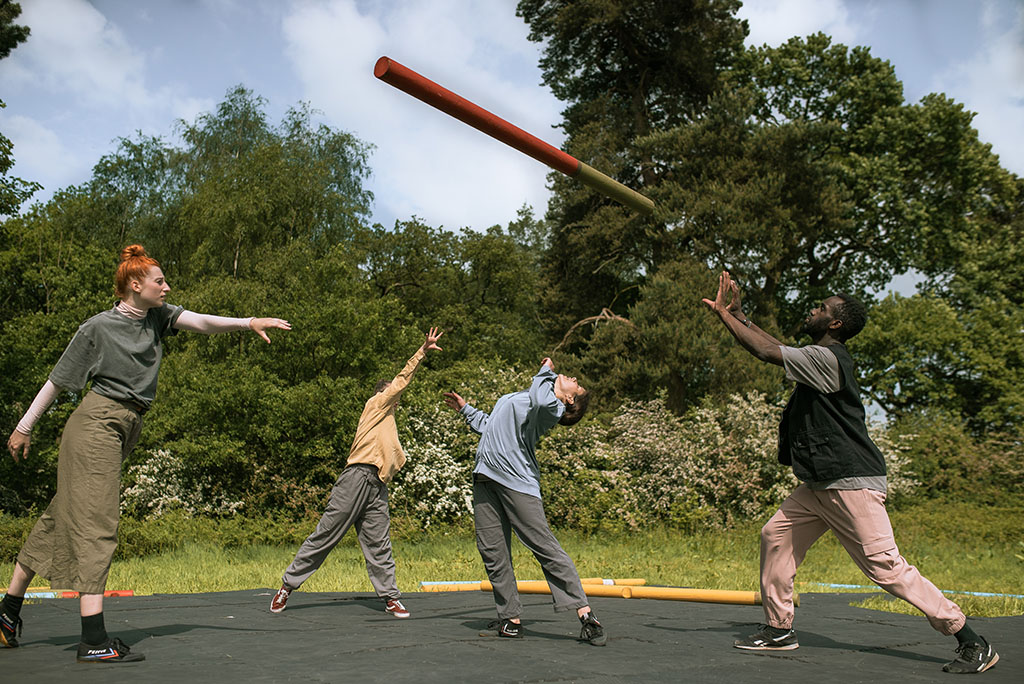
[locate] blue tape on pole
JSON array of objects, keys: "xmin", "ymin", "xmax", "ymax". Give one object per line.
[
  {"xmin": 419, "ymin": 581, "xmax": 479, "ymax": 586},
  {"xmin": 807, "ymin": 582, "xmax": 1024, "ymax": 599}
]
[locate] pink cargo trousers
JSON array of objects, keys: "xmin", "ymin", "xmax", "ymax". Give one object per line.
[{"xmin": 760, "ymin": 484, "xmax": 966, "ymax": 635}]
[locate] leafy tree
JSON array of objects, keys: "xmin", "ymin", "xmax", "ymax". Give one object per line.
[
  {"xmin": 518, "ymin": 0, "xmax": 748, "ymax": 334},
  {"xmin": 526, "ymin": 22, "xmax": 1020, "ymax": 418},
  {"xmin": 0, "ymin": 1, "xmax": 29, "ymax": 59},
  {"xmin": 0, "ymin": 1, "xmax": 39, "ymax": 216},
  {"xmin": 561, "ymin": 257, "xmax": 779, "ymax": 413},
  {"xmin": 87, "ymin": 135, "xmax": 181, "ymax": 251},
  {"xmin": 356, "ymin": 216, "xmax": 547, "ymax": 367},
  {"xmin": 649, "ymin": 34, "xmax": 1017, "ymax": 331},
  {"xmin": 854, "ymin": 293, "xmax": 1023, "ymax": 434},
  {"xmin": 89, "ymin": 86, "xmax": 374, "ymax": 280}
]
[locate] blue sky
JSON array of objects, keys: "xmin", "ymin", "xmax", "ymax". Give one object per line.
[{"xmin": 2, "ymin": 0, "xmax": 1022, "ymax": 245}]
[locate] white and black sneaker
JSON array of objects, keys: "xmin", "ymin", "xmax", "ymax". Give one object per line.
[
  {"xmin": 734, "ymin": 624, "xmax": 799, "ymax": 650},
  {"xmin": 0, "ymin": 610, "xmax": 22, "ymax": 648},
  {"xmin": 77, "ymin": 637, "xmax": 145, "ymax": 663},
  {"xmin": 480, "ymin": 618, "xmax": 522, "ymax": 638},
  {"xmin": 943, "ymin": 637, "xmax": 999, "ymax": 674},
  {"xmin": 579, "ymin": 611, "xmax": 607, "ymax": 646}
]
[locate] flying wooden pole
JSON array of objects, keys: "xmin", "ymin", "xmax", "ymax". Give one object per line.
[{"xmin": 373, "ymin": 56, "xmax": 654, "ymax": 215}]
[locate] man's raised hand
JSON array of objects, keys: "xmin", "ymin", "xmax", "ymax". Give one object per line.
[
  {"xmin": 702, "ymin": 270, "xmax": 735, "ymax": 314},
  {"xmin": 423, "ymin": 327, "xmax": 444, "ymax": 353}
]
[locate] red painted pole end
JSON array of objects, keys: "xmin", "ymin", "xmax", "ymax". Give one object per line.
[{"xmin": 373, "ymin": 56, "xmax": 392, "ymax": 80}]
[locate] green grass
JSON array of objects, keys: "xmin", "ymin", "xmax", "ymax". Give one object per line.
[
  {"xmin": 3, "ymin": 503, "xmax": 1022, "ymax": 618},
  {"xmin": 852, "ymin": 594, "xmax": 1024, "ymax": 618}
]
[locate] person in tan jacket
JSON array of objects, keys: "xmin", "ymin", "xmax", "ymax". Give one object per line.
[{"xmin": 269, "ymin": 328, "xmax": 443, "ymax": 617}]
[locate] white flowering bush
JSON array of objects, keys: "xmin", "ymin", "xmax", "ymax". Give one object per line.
[
  {"xmin": 542, "ymin": 391, "xmax": 920, "ymax": 530},
  {"xmin": 535, "ymin": 418, "xmax": 625, "ymax": 531},
  {"xmin": 121, "ymin": 449, "xmax": 244, "ymax": 518},
  {"xmin": 128, "ymin": 385, "xmax": 920, "ymax": 529},
  {"xmin": 867, "ymin": 422, "xmax": 920, "ymax": 503},
  {"xmin": 390, "ymin": 405, "xmax": 475, "ymax": 527},
  {"xmin": 390, "ymin": 363, "xmax": 536, "ymax": 527},
  {"xmin": 594, "ymin": 392, "xmax": 795, "ymax": 528}
]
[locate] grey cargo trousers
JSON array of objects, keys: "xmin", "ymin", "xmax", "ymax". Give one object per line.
[
  {"xmin": 281, "ymin": 464, "xmax": 399, "ymax": 599},
  {"xmin": 473, "ymin": 474, "xmax": 589, "ymax": 619}
]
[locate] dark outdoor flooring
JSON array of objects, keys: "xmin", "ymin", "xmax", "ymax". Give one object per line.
[{"xmin": 3, "ymin": 589, "xmax": 1021, "ymax": 683}]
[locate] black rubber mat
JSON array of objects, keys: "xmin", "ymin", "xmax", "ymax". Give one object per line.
[{"xmin": 3, "ymin": 589, "xmax": 1020, "ymax": 682}]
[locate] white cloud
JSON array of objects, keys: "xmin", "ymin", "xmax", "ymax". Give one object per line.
[
  {"xmin": 0, "ymin": 114, "xmax": 84, "ymax": 195},
  {"xmin": 738, "ymin": 0, "xmax": 860, "ymax": 47},
  {"xmin": 934, "ymin": 1, "xmax": 1024, "ymax": 174},
  {"xmin": 0, "ymin": 0, "xmax": 225, "ymax": 201},
  {"xmin": 282, "ymin": 0, "xmax": 562, "ymax": 230},
  {"xmin": 11, "ymin": 0, "xmax": 150, "ymax": 109}
]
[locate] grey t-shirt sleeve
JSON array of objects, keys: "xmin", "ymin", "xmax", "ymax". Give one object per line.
[
  {"xmin": 154, "ymin": 303, "xmax": 185, "ymax": 337},
  {"xmin": 780, "ymin": 345, "xmax": 841, "ymax": 393},
  {"xmin": 48, "ymin": 325, "xmax": 100, "ymax": 391}
]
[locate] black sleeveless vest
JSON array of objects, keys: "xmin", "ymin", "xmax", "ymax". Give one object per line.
[{"xmin": 778, "ymin": 343, "xmax": 887, "ymax": 481}]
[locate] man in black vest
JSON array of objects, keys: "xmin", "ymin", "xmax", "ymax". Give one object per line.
[{"xmin": 702, "ymin": 270, "xmax": 999, "ymax": 675}]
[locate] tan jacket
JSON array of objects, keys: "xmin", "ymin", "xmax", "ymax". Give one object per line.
[{"xmin": 345, "ymin": 348, "xmax": 425, "ymax": 483}]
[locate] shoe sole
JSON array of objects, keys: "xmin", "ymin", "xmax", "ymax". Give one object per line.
[
  {"xmin": 386, "ymin": 612, "xmax": 410, "ymax": 618},
  {"xmin": 734, "ymin": 643, "xmax": 800, "ymax": 651},
  {"xmin": 980, "ymin": 653, "xmax": 1000, "ymax": 673},
  {"xmin": 270, "ymin": 605, "xmax": 287, "ymax": 613},
  {"xmin": 78, "ymin": 655, "xmax": 146, "ymax": 663}
]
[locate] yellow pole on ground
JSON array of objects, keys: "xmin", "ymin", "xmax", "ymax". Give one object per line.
[
  {"xmin": 580, "ymin": 578, "xmax": 648, "ymax": 586},
  {"xmin": 419, "ymin": 582, "xmax": 483, "ymax": 593},
  {"xmin": 481, "ymin": 580, "xmax": 632, "ymax": 598},
  {"xmin": 421, "ymin": 578, "xmax": 647, "ymax": 593},
  {"xmin": 478, "ymin": 580, "xmax": 799, "ymax": 607}
]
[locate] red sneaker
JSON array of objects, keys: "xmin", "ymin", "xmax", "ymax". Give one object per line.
[
  {"xmin": 270, "ymin": 586, "xmax": 291, "ymax": 613},
  {"xmin": 384, "ymin": 598, "xmax": 410, "ymax": 618}
]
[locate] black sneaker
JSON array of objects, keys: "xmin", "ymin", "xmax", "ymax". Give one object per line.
[
  {"xmin": 76, "ymin": 637, "xmax": 145, "ymax": 663},
  {"xmin": 734, "ymin": 624, "xmax": 799, "ymax": 650},
  {"xmin": 579, "ymin": 611, "xmax": 607, "ymax": 646},
  {"xmin": 943, "ymin": 637, "xmax": 999, "ymax": 674},
  {"xmin": 0, "ymin": 611, "xmax": 22, "ymax": 648},
  {"xmin": 480, "ymin": 618, "xmax": 522, "ymax": 638}
]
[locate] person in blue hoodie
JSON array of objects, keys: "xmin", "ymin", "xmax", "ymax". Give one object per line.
[{"xmin": 443, "ymin": 357, "xmax": 605, "ymax": 646}]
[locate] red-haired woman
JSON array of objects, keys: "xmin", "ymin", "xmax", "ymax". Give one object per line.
[{"xmin": 2, "ymin": 245, "xmax": 290, "ymax": 663}]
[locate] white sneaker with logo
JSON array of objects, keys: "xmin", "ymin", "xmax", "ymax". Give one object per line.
[{"xmin": 734, "ymin": 624, "xmax": 799, "ymax": 650}]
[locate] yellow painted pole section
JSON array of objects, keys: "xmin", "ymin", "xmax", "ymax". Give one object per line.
[
  {"xmin": 481, "ymin": 580, "xmax": 631, "ymax": 598},
  {"xmin": 575, "ymin": 162, "xmax": 655, "ymax": 215},
  {"xmin": 580, "ymin": 578, "xmax": 647, "ymax": 586},
  {"xmin": 420, "ymin": 583, "xmax": 483, "ymax": 592},
  {"xmin": 479, "ymin": 580, "xmax": 799, "ymax": 607},
  {"xmin": 628, "ymin": 586, "xmax": 761, "ymax": 605},
  {"xmin": 422, "ymin": 578, "xmax": 646, "ymax": 593}
]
